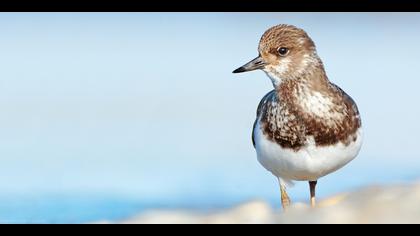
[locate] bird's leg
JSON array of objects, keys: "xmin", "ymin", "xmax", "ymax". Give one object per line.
[
  {"xmin": 309, "ymin": 180, "xmax": 317, "ymax": 208},
  {"xmin": 281, "ymin": 186, "xmax": 291, "ymax": 210},
  {"xmin": 278, "ymin": 179, "xmax": 291, "ymax": 211}
]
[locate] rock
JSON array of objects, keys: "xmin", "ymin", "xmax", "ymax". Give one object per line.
[
  {"xmin": 280, "ymin": 183, "xmax": 420, "ymax": 224},
  {"xmin": 105, "ymin": 182, "xmax": 420, "ymax": 224},
  {"xmin": 119, "ymin": 200, "xmax": 275, "ymax": 224}
]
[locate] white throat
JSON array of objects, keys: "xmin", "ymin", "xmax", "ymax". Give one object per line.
[
  {"xmin": 264, "ymin": 70, "xmax": 283, "ymax": 87},
  {"xmin": 263, "ymin": 58, "xmax": 292, "ymax": 87}
]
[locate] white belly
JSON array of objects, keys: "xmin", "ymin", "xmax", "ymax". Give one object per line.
[{"xmin": 253, "ymin": 120, "xmax": 363, "ymax": 182}]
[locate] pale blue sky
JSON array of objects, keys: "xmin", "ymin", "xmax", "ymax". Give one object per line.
[{"xmin": 0, "ymin": 13, "xmax": 419, "ymax": 207}]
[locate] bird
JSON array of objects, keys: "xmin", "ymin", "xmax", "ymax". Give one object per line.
[{"xmin": 232, "ymin": 24, "xmax": 363, "ymax": 210}]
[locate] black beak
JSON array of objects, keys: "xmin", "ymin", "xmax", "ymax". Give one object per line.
[{"xmin": 233, "ymin": 56, "xmax": 266, "ymax": 73}]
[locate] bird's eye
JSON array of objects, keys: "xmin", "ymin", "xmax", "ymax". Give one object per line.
[{"xmin": 278, "ymin": 47, "xmax": 289, "ymax": 56}]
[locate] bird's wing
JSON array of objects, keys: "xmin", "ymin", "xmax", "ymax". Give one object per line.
[
  {"xmin": 252, "ymin": 90, "xmax": 276, "ymax": 148},
  {"xmin": 330, "ymin": 83, "xmax": 361, "ymax": 125}
]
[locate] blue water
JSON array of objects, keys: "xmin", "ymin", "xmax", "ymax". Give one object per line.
[
  {"xmin": 0, "ymin": 155, "xmax": 419, "ymax": 224},
  {"xmin": 0, "ymin": 194, "xmax": 261, "ymax": 224},
  {"xmin": 0, "ymin": 195, "xmax": 145, "ymax": 224}
]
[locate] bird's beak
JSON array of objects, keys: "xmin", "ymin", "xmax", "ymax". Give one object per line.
[{"xmin": 232, "ymin": 56, "xmax": 266, "ymax": 73}]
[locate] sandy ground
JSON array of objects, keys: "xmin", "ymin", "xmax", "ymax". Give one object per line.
[{"xmin": 95, "ymin": 182, "xmax": 420, "ymax": 224}]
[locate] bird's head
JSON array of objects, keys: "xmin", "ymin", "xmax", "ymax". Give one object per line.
[{"xmin": 233, "ymin": 24, "xmax": 324, "ymax": 86}]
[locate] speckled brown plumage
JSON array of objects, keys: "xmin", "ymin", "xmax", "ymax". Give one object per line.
[{"xmin": 252, "ymin": 77, "xmax": 361, "ymax": 151}]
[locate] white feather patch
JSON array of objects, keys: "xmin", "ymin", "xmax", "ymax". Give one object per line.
[{"xmin": 253, "ymin": 119, "xmax": 363, "ymax": 183}]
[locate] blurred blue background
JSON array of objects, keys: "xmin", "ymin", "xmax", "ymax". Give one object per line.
[{"xmin": 0, "ymin": 13, "xmax": 419, "ymax": 223}]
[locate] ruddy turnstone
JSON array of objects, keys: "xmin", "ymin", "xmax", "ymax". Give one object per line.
[{"xmin": 233, "ymin": 24, "xmax": 363, "ymax": 209}]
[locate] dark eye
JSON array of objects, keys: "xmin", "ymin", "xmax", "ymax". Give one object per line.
[{"xmin": 278, "ymin": 47, "xmax": 289, "ymax": 56}]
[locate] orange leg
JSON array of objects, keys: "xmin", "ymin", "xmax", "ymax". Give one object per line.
[{"xmin": 278, "ymin": 179, "xmax": 291, "ymax": 211}]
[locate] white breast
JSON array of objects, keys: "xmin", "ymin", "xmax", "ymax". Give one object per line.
[{"xmin": 253, "ymin": 119, "xmax": 363, "ymax": 183}]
